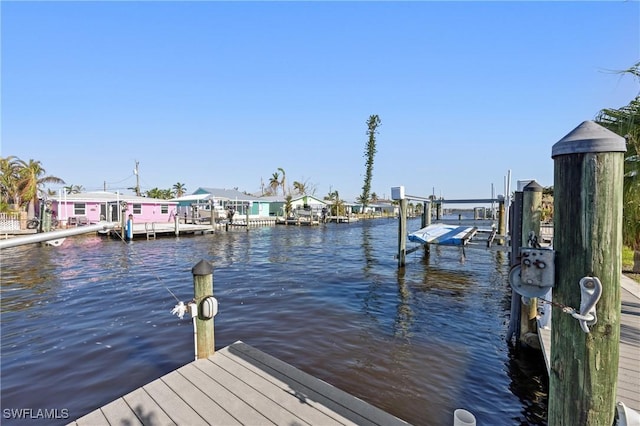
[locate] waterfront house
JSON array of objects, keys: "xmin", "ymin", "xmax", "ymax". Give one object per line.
[
  {"xmin": 191, "ymin": 187, "xmax": 269, "ymax": 218},
  {"xmin": 51, "ymin": 191, "xmax": 178, "ymax": 226},
  {"xmin": 261, "ymin": 194, "xmax": 328, "ymax": 217}
]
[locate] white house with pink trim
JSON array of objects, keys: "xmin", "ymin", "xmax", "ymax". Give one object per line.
[{"xmin": 51, "ymin": 191, "xmax": 178, "ymax": 226}]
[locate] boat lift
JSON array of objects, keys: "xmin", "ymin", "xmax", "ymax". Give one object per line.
[{"xmin": 391, "ymin": 185, "xmax": 506, "ymax": 267}]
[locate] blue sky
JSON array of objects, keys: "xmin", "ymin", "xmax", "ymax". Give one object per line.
[{"xmin": 2, "ymin": 1, "xmax": 638, "ymax": 202}]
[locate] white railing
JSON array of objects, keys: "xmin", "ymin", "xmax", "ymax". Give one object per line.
[{"xmin": 0, "ymin": 213, "xmax": 21, "ymax": 231}]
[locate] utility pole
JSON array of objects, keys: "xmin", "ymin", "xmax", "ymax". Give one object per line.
[{"xmin": 134, "ymin": 161, "xmax": 141, "ymax": 196}]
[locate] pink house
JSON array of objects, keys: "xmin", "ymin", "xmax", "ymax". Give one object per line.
[{"xmin": 51, "ymin": 191, "xmax": 178, "ymax": 226}]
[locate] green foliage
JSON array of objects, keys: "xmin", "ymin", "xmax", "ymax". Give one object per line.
[
  {"xmin": 145, "ymin": 188, "xmax": 173, "ymax": 199},
  {"xmin": 284, "ymin": 194, "xmax": 293, "ymax": 217},
  {"xmin": 595, "ymin": 63, "xmax": 639, "ymax": 249},
  {"xmin": 360, "ymin": 115, "xmax": 381, "ymax": 209},
  {"xmin": 172, "ymin": 182, "xmax": 187, "ymax": 198},
  {"xmin": 0, "ymin": 156, "xmax": 65, "ymax": 211}
]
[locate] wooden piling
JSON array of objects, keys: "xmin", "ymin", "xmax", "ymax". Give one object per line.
[
  {"xmin": 192, "ymin": 259, "xmax": 215, "ymax": 359},
  {"xmin": 519, "ymin": 181, "xmax": 542, "ymax": 346},
  {"xmin": 497, "ymin": 201, "xmax": 506, "ymax": 245},
  {"xmin": 549, "ymin": 121, "xmax": 626, "ymax": 425},
  {"xmin": 397, "ymin": 198, "xmax": 408, "ymax": 267},
  {"xmin": 506, "ymin": 191, "xmax": 523, "ymax": 344}
]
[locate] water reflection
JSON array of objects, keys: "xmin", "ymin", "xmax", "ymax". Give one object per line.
[{"xmin": 0, "ymin": 220, "xmax": 547, "ymax": 426}]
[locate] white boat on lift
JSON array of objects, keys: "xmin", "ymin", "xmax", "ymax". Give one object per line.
[{"xmin": 408, "ymin": 223, "xmax": 478, "ymax": 246}]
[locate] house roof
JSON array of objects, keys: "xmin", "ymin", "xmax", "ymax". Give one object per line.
[
  {"xmin": 259, "ymin": 194, "xmax": 328, "ymax": 205},
  {"xmin": 51, "ymin": 191, "xmax": 177, "ymax": 204},
  {"xmin": 168, "ymin": 193, "xmax": 212, "ymax": 203},
  {"xmin": 194, "ymin": 187, "xmax": 263, "ymax": 201}
]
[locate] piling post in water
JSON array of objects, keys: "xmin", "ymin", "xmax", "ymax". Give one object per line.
[
  {"xmin": 518, "ymin": 181, "xmax": 543, "ymax": 346},
  {"xmin": 549, "ymin": 121, "xmax": 625, "ymax": 425},
  {"xmin": 192, "ymin": 259, "xmax": 215, "ymax": 359},
  {"xmin": 497, "ymin": 200, "xmax": 506, "ymax": 245},
  {"xmin": 397, "ymin": 198, "xmax": 408, "ymax": 267},
  {"xmin": 506, "ymin": 190, "xmax": 523, "ymax": 344}
]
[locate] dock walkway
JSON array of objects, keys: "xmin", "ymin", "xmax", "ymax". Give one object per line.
[
  {"xmin": 538, "ymin": 274, "xmax": 640, "ymax": 412},
  {"xmin": 69, "ymin": 341, "xmax": 408, "ymax": 426}
]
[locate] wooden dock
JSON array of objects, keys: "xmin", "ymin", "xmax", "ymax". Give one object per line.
[
  {"xmin": 69, "ymin": 341, "xmax": 409, "ymax": 426},
  {"xmin": 538, "ymin": 274, "xmax": 640, "ymax": 412}
]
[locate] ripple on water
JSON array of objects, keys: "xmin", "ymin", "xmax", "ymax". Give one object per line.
[{"xmin": 0, "ymin": 220, "xmax": 547, "ymax": 425}]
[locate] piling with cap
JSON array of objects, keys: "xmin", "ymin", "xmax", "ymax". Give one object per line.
[
  {"xmin": 192, "ymin": 259, "xmax": 215, "ymax": 359},
  {"xmin": 549, "ymin": 120, "xmax": 625, "ymax": 425},
  {"xmin": 519, "ymin": 181, "xmax": 543, "ymax": 346}
]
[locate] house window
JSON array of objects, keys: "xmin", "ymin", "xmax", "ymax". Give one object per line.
[
  {"xmin": 161, "ymin": 205, "xmax": 168, "ymax": 214},
  {"xmin": 133, "ymin": 203, "xmax": 142, "ymax": 214},
  {"xmin": 74, "ymin": 203, "xmax": 86, "ymax": 215}
]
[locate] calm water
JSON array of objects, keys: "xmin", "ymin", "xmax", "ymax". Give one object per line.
[{"xmin": 0, "ymin": 218, "xmax": 547, "ymax": 425}]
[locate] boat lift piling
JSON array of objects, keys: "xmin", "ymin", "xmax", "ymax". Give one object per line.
[{"xmin": 392, "ymin": 186, "xmax": 506, "ymax": 267}]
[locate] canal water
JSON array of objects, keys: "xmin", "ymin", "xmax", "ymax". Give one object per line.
[{"xmin": 1, "ymin": 218, "xmax": 547, "ymax": 425}]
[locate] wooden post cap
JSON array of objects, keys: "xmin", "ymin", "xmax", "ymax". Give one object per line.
[
  {"xmin": 192, "ymin": 259, "xmax": 213, "ymax": 276},
  {"xmin": 552, "ymin": 120, "xmax": 626, "ymax": 158}
]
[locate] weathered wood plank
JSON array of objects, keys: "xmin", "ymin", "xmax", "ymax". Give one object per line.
[
  {"xmin": 227, "ymin": 341, "xmax": 409, "ymax": 426},
  {"xmin": 122, "ymin": 387, "xmax": 176, "ymax": 426},
  {"xmin": 100, "ymin": 398, "xmax": 143, "ymax": 425},
  {"xmin": 143, "ymin": 374, "xmax": 209, "ymax": 426},
  {"xmin": 175, "ymin": 362, "xmax": 272, "ymax": 425},
  {"xmin": 215, "ymin": 346, "xmax": 354, "ymax": 425},
  {"xmin": 69, "ymin": 341, "xmax": 408, "ymax": 426},
  {"xmin": 161, "ymin": 369, "xmax": 242, "ymax": 425},
  {"xmin": 188, "ymin": 358, "xmax": 312, "ymax": 425},
  {"xmin": 73, "ymin": 407, "xmax": 109, "ymax": 426}
]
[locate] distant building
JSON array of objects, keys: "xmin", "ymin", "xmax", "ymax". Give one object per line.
[
  {"xmin": 51, "ymin": 191, "xmax": 177, "ymax": 226},
  {"xmin": 191, "ymin": 187, "xmax": 269, "ymax": 218},
  {"xmin": 259, "ymin": 194, "xmax": 328, "ymax": 217}
]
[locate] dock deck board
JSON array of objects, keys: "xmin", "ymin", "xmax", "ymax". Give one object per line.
[
  {"xmin": 69, "ymin": 341, "xmax": 408, "ymax": 426},
  {"xmin": 538, "ymin": 274, "xmax": 640, "ymax": 412}
]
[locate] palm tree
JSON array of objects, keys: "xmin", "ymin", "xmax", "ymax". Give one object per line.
[
  {"xmin": 293, "ymin": 181, "xmax": 306, "ymax": 195},
  {"xmin": 595, "ymin": 62, "xmax": 639, "ymax": 270},
  {"xmin": 269, "ymin": 172, "xmax": 280, "ymax": 196},
  {"xmin": 284, "ymin": 194, "xmax": 293, "ymax": 217},
  {"xmin": 172, "ymin": 182, "xmax": 187, "ymax": 198},
  {"xmin": 64, "ymin": 184, "xmax": 84, "ymax": 194},
  {"xmin": 0, "ymin": 156, "xmax": 21, "ymax": 207},
  {"xmin": 324, "ymin": 189, "xmax": 344, "ymax": 216},
  {"xmin": 278, "ymin": 167, "xmax": 286, "ymax": 196},
  {"xmin": 17, "ymin": 159, "xmax": 65, "ymax": 214}
]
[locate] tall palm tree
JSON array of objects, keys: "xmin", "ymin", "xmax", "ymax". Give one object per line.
[
  {"xmin": 360, "ymin": 114, "xmax": 381, "ymax": 210},
  {"xmin": 277, "ymin": 167, "xmax": 286, "ymax": 196},
  {"xmin": 17, "ymin": 159, "xmax": 65, "ymax": 214},
  {"xmin": 172, "ymin": 182, "xmax": 187, "ymax": 198},
  {"xmin": 269, "ymin": 172, "xmax": 280, "ymax": 196}
]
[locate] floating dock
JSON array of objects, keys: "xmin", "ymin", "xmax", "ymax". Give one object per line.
[
  {"xmin": 537, "ymin": 274, "xmax": 640, "ymax": 413},
  {"xmin": 69, "ymin": 341, "xmax": 408, "ymax": 426}
]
